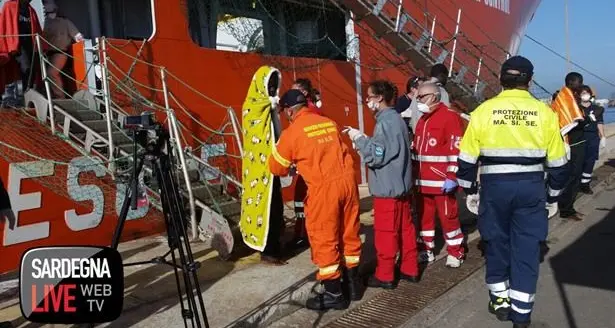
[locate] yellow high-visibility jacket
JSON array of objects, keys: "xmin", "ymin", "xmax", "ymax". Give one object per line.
[{"xmin": 457, "ymin": 89, "xmax": 568, "ymax": 201}]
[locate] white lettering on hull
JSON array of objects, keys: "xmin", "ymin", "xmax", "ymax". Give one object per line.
[
  {"xmin": 478, "ymin": 0, "xmax": 510, "ymax": 15},
  {"xmin": 3, "ymin": 156, "xmax": 149, "ymax": 246}
]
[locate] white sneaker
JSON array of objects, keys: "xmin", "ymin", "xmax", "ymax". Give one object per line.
[
  {"xmin": 418, "ymin": 250, "xmax": 435, "ymax": 264},
  {"xmin": 446, "ymin": 255, "xmax": 463, "ymax": 268}
]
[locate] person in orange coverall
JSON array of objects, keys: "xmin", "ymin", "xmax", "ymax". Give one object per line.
[{"xmin": 268, "ymin": 89, "xmax": 363, "ymax": 311}]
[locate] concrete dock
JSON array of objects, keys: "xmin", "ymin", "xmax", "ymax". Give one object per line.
[{"xmin": 2, "ymin": 123, "xmax": 615, "ymax": 327}]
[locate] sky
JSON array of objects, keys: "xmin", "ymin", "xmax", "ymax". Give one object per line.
[{"xmin": 519, "ymin": 0, "xmax": 615, "ymax": 98}]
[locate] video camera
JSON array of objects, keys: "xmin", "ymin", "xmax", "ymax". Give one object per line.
[{"xmin": 122, "ymin": 112, "xmax": 166, "ymax": 155}]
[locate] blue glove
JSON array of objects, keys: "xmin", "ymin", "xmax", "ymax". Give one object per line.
[{"xmin": 441, "ymin": 179, "xmax": 458, "ymax": 193}]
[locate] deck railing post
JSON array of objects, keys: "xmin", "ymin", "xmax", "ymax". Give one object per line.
[
  {"xmin": 474, "ymin": 57, "xmax": 483, "ymax": 94},
  {"xmin": 99, "ymin": 37, "xmax": 115, "ymax": 165},
  {"xmin": 449, "ymin": 9, "xmax": 462, "ymax": 77},
  {"xmin": 428, "ymin": 16, "xmax": 436, "ymax": 54},
  {"xmin": 161, "ymin": 67, "xmax": 198, "ymax": 240},
  {"xmin": 35, "ymin": 34, "xmax": 56, "ymax": 134}
]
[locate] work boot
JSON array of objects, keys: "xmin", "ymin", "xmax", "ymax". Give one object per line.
[
  {"xmin": 306, "ymin": 279, "xmax": 349, "ymax": 311},
  {"xmin": 342, "ymin": 267, "xmax": 365, "ymax": 301},
  {"xmin": 367, "ymin": 275, "xmax": 396, "ymax": 289},
  {"xmin": 446, "ymin": 255, "xmax": 463, "ymax": 268},
  {"xmin": 488, "ymin": 297, "xmax": 511, "ymax": 322},
  {"xmin": 513, "ymin": 322, "xmax": 531, "ymax": 328},
  {"xmin": 580, "ymin": 184, "xmax": 593, "ymax": 195},
  {"xmin": 418, "ymin": 250, "xmax": 435, "ymax": 264},
  {"xmin": 399, "ymin": 273, "xmax": 420, "ymax": 283}
]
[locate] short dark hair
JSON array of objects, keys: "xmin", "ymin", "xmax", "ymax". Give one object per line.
[
  {"xmin": 578, "ymin": 85, "xmax": 593, "ymax": 96},
  {"xmin": 294, "ymin": 78, "xmax": 316, "ymax": 102},
  {"xmin": 565, "ymin": 72, "xmax": 583, "ymax": 87},
  {"xmin": 430, "ymin": 64, "xmax": 449, "ymax": 85},
  {"xmin": 405, "ymin": 76, "xmax": 428, "ymax": 93},
  {"xmin": 369, "ymin": 80, "xmax": 398, "ymax": 105},
  {"xmin": 500, "ymin": 72, "xmax": 531, "ymax": 90}
]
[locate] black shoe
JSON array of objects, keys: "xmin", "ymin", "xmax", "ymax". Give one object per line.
[
  {"xmin": 367, "ymin": 275, "xmax": 396, "ymax": 289},
  {"xmin": 488, "ymin": 298, "xmax": 511, "ymax": 322},
  {"xmin": 285, "ymin": 237, "xmax": 309, "ymax": 251},
  {"xmin": 399, "ymin": 273, "xmax": 420, "ymax": 283},
  {"xmin": 0, "ymin": 322, "xmax": 13, "ymax": 328},
  {"xmin": 343, "ymin": 267, "xmax": 365, "ymax": 301},
  {"xmin": 513, "ymin": 322, "xmax": 531, "ymax": 328},
  {"xmin": 579, "ymin": 184, "xmax": 593, "ymax": 195},
  {"xmin": 306, "ymin": 279, "xmax": 349, "ymax": 311}
]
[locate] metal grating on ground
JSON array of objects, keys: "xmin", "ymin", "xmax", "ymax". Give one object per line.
[{"xmin": 324, "ymin": 238, "xmax": 485, "ymax": 328}]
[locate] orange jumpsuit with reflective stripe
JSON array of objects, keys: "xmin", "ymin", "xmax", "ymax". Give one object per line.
[{"xmin": 268, "ymin": 107, "xmax": 361, "ymax": 280}]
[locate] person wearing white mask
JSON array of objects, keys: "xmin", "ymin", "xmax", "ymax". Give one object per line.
[
  {"xmin": 578, "ymin": 85, "xmax": 605, "ymax": 194},
  {"xmin": 42, "ymin": 1, "xmax": 83, "ymax": 98},
  {"xmin": 344, "ymin": 80, "xmax": 419, "ymax": 289},
  {"xmin": 412, "ymin": 82, "xmax": 466, "ymax": 268}
]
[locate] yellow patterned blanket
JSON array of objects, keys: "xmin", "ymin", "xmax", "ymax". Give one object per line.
[{"xmin": 239, "ymin": 66, "xmax": 281, "ymax": 251}]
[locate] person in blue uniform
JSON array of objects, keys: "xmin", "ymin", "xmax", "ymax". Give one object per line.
[
  {"xmin": 457, "ymin": 56, "xmax": 568, "ymax": 328},
  {"xmin": 578, "ymin": 85, "xmax": 606, "ymax": 194}
]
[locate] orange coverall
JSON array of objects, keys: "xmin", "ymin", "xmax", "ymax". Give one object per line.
[{"xmin": 269, "ymin": 107, "xmax": 361, "ymax": 281}]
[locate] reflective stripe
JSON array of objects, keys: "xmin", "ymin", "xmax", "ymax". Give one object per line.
[
  {"xmin": 491, "ymin": 290, "xmax": 510, "ymax": 299},
  {"xmin": 446, "ymin": 237, "xmax": 463, "ymax": 246},
  {"xmin": 447, "ymin": 165, "xmax": 458, "ymax": 173},
  {"xmin": 582, "ymin": 173, "xmax": 592, "ymax": 178},
  {"xmin": 412, "ymin": 154, "xmax": 450, "ymax": 162},
  {"xmin": 480, "ymin": 164, "xmax": 543, "ymax": 174},
  {"xmin": 416, "ymin": 179, "xmax": 445, "ymax": 187},
  {"xmin": 294, "ymin": 201, "xmax": 304, "ymax": 207},
  {"xmin": 487, "ymin": 281, "xmax": 509, "ymax": 292},
  {"xmin": 459, "ymin": 152, "xmax": 478, "ymax": 164},
  {"xmin": 272, "ymin": 146, "xmax": 291, "ymax": 168},
  {"xmin": 510, "ymin": 290, "xmax": 535, "ymax": 303},
  {"xmin": 548, "ymin": 186, "xmax": 562, "ymax": 197},
  {"xmin": 547, "ymin": 155, "xmax": 567, "ymax": 168},
  {"xmin": 581, "ymin": 178, "xmax": 591, "ymax": 183},
  {"xmin": 295, "ymin": 213, "xmax": 305, "ymax": 219},
  {"xmin": 318, "ymin": 264, "xmax": 340, "ymax": 276},
  {"xmin": 448, "ymin": 155, "xmax": 458, "ymax": 162},
  {"xmin": 420, "ymin": 230, "xmax": 436, "ymax": 237},
  {"xmin": 481, "ymin": 148, "xmax": 546, "ymax": 158},
  {"xmin": 511, "ymin": 304, "xmax": 532, "ymax": 314},
  {"xmin": 344, "ymin": 255, "xmax": 360, "ymax": 265},
  {"xmin": 446, "ymin": 228, "xmax": 462, "ymax": 238},
  {"xmin": 458, "ymin": 178, "xmax": 474, "ymax": 188}
]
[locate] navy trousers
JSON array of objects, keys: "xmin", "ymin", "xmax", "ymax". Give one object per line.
[
  {"xmin": 478, "ymin": 173, "xmax": 548, "ymax": 324},
  {"xmin": 581, "ymin": 132, "xmax": 600, "ymax": 185}
]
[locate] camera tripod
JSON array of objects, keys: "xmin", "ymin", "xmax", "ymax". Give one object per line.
[{"xmin": 111, "ymin": 126, "xmax": 210, "ymax": 328}]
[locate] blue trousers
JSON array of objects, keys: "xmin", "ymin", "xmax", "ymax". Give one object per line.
[
  {"xmin": 582, "ymin": 132, "xmax": 600, "ymax": 185},
  {"xmin": 478, "ymin": 173, "xmax": 548, "ymax": 324}
]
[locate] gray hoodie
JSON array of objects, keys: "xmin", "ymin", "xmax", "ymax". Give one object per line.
[{"xmin": 355, "ymin": 108, "xmax": 412, "ymax": 198}]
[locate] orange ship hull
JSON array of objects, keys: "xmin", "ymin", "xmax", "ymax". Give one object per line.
[{"xmin": 0, "ymin": 0, "xmax": 541, "ymax": 274}]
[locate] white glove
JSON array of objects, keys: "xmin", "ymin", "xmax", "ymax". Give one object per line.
[
  {"xmin": 342, "ymin": 126, "xmax": 364, "ymax": 142},
  {"xmin": 546, "ymin": 202, "xmax": 558, "ymax": 219},
  {"xmin": 564, "ymin": 143, "xmax": 571, "ymax": 161},
  {"xmin": 466, "ymin": 194, "xmax": 479, "ymax": 215},
  {"xmin": 600, "ymin": 137, "xmax": 606, "ymax": 149},
  {"xmin": 0, "ymin": 208, "xmax": 16, "ymax": 230},
  {"xmin": 280, "ymin": 176, "xmax": 293, "ymax": 188}
]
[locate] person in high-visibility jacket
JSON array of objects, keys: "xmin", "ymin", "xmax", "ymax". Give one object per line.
[
  {"xmin": 268, "ymin": 89, "xmax": 363, "ymax": 311},
  {"xmin": 457, "ymin": 56, "xmax": 568, "ymax": 328}
]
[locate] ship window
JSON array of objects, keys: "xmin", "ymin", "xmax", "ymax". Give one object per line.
[
  {"xmin": 190, "ymin": 0, "xmax": 346, "ymax": 60},
  {"xmin": 99, "ymin": 0, "xmax": 153, "ymax": 40}
]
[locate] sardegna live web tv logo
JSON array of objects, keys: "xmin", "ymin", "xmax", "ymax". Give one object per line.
[{"xmin": 19, "ymin": 246, "xmax": 124, "ymax": 324}]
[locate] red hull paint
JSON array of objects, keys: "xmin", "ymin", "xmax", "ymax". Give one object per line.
[{"xmin": 0, "ymin": 0, "xmax": 541, "ymax": 273}]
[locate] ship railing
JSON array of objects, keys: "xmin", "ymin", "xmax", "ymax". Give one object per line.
[{"xmin": 99, "ymin": 38, "xmax": 244, "ymax": 193}]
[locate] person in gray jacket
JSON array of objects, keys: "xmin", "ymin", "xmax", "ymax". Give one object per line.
[{"xmin": 343, "ymin": 80, "xmax": 419, "ymax": 289}]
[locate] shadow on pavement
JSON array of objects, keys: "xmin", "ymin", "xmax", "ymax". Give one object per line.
[{"xmin": 550, "ymin": 201, "xmax": 615, "ymax": 328}]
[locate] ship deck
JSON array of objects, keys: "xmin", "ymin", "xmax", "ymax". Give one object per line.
[{"xmin": 2, "ymin": 124, "xmax": 615, "ymax": 328}]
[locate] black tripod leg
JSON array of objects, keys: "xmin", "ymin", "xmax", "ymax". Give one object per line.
[{"xmin": 111, "ymin": 158, "xmax": 144, "ymax": 249}]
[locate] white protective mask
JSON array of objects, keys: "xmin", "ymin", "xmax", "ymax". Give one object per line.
[
  {"xmin": 417, "ymin": 102, "xmax": 431, "ymax": 113},
  {"xmin": 581, "ymin": 94, "xmax": 591, "ymax": 102},
  {"xmin": 315, "ymin": 100, "xmax": 322, "ymax": 108},
  {"xmin": 367, "ymin": 100, "xmax": 379, "ymax": 111}
]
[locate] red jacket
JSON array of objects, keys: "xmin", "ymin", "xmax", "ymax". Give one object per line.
[
  {"xmin": 412, "ymin": 102, "xmax": 464, "ymax": 194},
  {"xmin": 0, "ymin": 0, "xmax": 44, "ymax": 92}
]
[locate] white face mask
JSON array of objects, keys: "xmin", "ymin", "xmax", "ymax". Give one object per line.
[
  {"xmin": 581, "ymin": 94, "xmax": 591, "ymax": 102},
  {"xmin": 417, "ymin": 102, "xmax": 431, "ymax": 113},
  {"xmin": 315, "ymin": 100, "xmax": 322, "ymax": 108},
  {"xmin": 367, "ymin": 100, "xmax": 379, "ymax": 111},
  {"xmin": 46, "ymin": 12, "xmax": 57, "ymax": 19}
]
